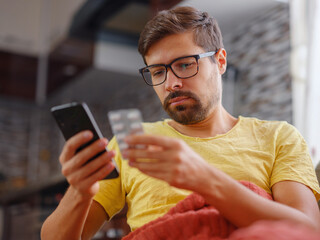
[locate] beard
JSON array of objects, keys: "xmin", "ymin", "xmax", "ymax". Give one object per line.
[{"xmin": 163, "ymin": 90, "xmax": 217, "ymax": 125}]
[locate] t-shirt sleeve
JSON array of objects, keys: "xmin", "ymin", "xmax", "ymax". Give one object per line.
[
  {"xmin": 93, "ymin": 137, "xmax": 126, "ymax": 219},
  {"xmin": 270, "ymin": 122, "xmax": 320, "ymax": 200}
]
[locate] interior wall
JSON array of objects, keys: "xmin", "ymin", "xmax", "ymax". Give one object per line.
[
  {"xmin": 0, "ymin": 0, "xmax": 42, "ymax": 56},
  {"xmin": 223, "ymin": 4, "xmax": 291, "ymax": 123},
  {"xmin": 0, "ymin": 0, "xmax": 85, "ymax": 56},
  {"xmin": 0, "ymin": 68, "xmax": 167, "ymax": 189},
  {"xmin": 94, "ymin": 41, "xmax": 144, "ymax": 76},
  {"xmin": 304, "ymin": 0, "xmax": 320, "ymax": 166}
]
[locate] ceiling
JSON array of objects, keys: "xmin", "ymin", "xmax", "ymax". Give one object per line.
[
  {"xmin": 69, "ymin": 0, "xmax": 285, "ymax": 46},
  {"xmin": 86, "ymin": 0, "xmax": 286, "ymax": 75},
  {"xmin": 0, "ymin": 0, "xmax": 287, "ymax": 101},
  {"xmin": 0, "ymin": 0, "xmax": 286, "ymax": 56},
  {"xmin": 177, "ymin": 0, "xmax": 284, "ymax": 34}
]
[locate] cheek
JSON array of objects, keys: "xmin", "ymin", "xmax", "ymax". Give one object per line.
[
  {"xmin": 153, "ymin": 87, "xmax": 165, "ymax": 104},
  {"xmin": 203, "ymin": 70, "xmax": 221, "ymax": 97}
]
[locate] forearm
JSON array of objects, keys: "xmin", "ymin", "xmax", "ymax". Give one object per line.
[
  {"xmin": 197, "ymin": 168, "xmax": 318, "ymax": 230},
  {"xmin": 41, "ymin": 186, "xmax": 93, "ymax": 240}
]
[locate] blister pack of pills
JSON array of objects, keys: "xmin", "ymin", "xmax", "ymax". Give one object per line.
[{"xmin": 108, "ymin": 109, "xmax": 144, "ymax": 155}]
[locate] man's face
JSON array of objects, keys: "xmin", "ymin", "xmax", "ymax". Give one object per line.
[{"xmin": 144, "ymin": 31, "xmax": 224, "ymax": 125}]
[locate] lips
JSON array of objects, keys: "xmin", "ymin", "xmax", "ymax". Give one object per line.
[
  {"xmin": 168, "ymin": 96, "xmax": 190, "ymax": 106},
  {"xmin": 164, "ymin": 91, "xmax": 197, "ymax": 110}
]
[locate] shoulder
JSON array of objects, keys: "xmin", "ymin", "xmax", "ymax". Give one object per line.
[
  {"xmin": 240, "ymin": 116, "xmax": 295, "ymax": 135},
  {"xmin": 238, "ymin": 116, "xmax": 305, "ymax": 146},
  {"xmin": 240, "ymin": 116, "xmax": 287, "ymax": 127}
]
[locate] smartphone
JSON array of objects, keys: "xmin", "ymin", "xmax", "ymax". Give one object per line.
[{"xmin": 51, "ymin": 102, "xmax": 119, "ymax": 179}]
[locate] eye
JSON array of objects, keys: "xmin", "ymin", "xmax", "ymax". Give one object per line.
[
  {"xmin": 173, "ymin": 57, "xmax": 197, "ymax": 71},
  {"xmin": 179, "ymin": 62, "xmax": 195, "ymax": 70},
  {"xmin": 150, "ymin": 68, "xmax": 165, "ymax": 77},
  {"xmin": 154, "ymin": 70, "xmax": 164, "ymax": 76}
]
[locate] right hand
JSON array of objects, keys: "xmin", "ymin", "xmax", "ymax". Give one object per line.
[{"xmin": 59, "ymin": 130, "xmax": 116, "ymax": 199}]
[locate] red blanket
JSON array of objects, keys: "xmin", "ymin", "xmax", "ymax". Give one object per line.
[{"xmin": 123, "ymin": 181, "xmax": 320, "ymax": 240}]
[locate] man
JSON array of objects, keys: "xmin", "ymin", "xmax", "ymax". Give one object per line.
[{"xmin": 41, "ymin": 6, "xmax": 320, "ymax": 240}]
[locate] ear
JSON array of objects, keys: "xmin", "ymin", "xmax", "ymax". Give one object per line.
[{"xmin": 215, "ymin": 48, "xmax": 227, "ymax": 75}]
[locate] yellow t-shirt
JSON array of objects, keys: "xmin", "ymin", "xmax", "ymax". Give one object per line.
[{"xmin": 94, "ymin": 116, "xmax": 320, "ymax": 231}]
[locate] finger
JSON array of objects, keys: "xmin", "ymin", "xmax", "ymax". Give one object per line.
[
  {"xmin": 129, "ymin": 162, "xmax": 185, "ymax": 188},
  {"xmin": 125, "ymin": 135, "xmax": 182, "ymax": 150},
  {"xmin": 62, "ymin": 139, "xmax": 110, "ymax": 176},
  {"xmin": 129, "ymin": 160, "xmax": 171, "ymax": 173},
  {"xmin": 60, "ymin": 131, "xmax": 93, "ymax": 164},
  {"xmin": 80, "ymin": 150, "xmax": 115, "ymax": 179},
  {"xmin": 134, "ymin": 166, "xmax": 172, "ymax": 183},
  {"xmin": 74, "ymin": 138, "xmax": 109, "ymax": 167},
  {"xmin": 75, "ymin": 163, "xmax": 116, "ymax": 195},
  {"xmin": 122, "ymin": 148, "xmax": 175, "ymax": 162},
  {"xmin": 67, "ymin": 150, "xmax": 115, "ymax": 185}
]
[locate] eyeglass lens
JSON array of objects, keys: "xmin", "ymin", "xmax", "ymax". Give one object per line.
[{"xmin": 142, "ymin": 56, "xmax": 198, "ymax": 86}]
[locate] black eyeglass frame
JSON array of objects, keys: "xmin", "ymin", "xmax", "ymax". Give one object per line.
[{"xmin": 139, "ymin": 51, "xmax": 217, "ymax": 86}]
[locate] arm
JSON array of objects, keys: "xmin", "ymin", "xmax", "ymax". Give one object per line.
[
  {"xmin": 82, "ymin": 200, "xmax": 110, "ymax": 240},
  {"xmin": 123, "ymin": 135, "xmax": 320, "ymax": 230},
  {"xmin": 199, "ymin": 170, "xmax": 320, "ymax": 230},
  {"xmin": 41, "ymin": 131, "xmax": 115, "ymax": 240},
  {"xmin": 41, "ymin": 188, "xmax": 108, "ymax": 240}
]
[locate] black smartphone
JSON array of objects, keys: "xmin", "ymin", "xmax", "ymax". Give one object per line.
[{"xmin": 51, "ymin": 102, "xmax": 119, "ymax": 179}]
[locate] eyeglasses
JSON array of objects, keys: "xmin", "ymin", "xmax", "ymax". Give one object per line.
[{"xmin": 139, "ymin": 51, "xmax": 217, "ymax": 86}]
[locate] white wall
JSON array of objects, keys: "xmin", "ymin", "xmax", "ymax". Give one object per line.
[
  {"xmin": 305, "ymin": 0, "xmax": 320, "ymax": 166},
  {"xmin": 291, "ymin": 0, "xmax": 320, "ymax": 166},
  {"xmin": 0, "ymin": 0, "xmax": 85, "ymax": 56},
  {"xmin": 94, "ymin": 41, "xmax": 145, "ymax": 76},
  {"xmin": 0, "ymin": 0, "xmax": 42, "ymax": 55}
]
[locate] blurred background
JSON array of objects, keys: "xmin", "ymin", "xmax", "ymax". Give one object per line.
[{"xmin": 0, "ymin": 0, "xmax": 319, "ymax": 239}]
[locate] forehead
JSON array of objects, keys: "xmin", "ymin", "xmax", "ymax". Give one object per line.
[{"xmin": 145, "ymin": 31, "xmax": 205, "ymax": 65}]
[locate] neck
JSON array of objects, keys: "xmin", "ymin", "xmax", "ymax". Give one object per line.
[{"xmin": 168, "ymin": 105, "xmax": 238, "ymax": 138}]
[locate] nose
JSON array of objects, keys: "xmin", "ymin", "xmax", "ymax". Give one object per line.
[{"xmin": 164, "ymin": 68, "xmax": 183, "ymax": 92}]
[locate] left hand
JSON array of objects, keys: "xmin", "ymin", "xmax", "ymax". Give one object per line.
[{"xmin": 122, "ymin": 134, "xmax": 212, "ymax": 191}]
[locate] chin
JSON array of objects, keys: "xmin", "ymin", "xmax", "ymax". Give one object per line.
[{"xmin": 168, "ymin": 109, "xmax": 206, "ymax": 125}]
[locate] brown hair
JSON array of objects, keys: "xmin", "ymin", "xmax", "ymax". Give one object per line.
[{"xmin": 138, "ymin": 6, "xmax": 224, "ymax": 63}]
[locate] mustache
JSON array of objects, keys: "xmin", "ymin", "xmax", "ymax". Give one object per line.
[{"xmin": 163, "ymin": 91, "xmax": 199, "ymax": 109}]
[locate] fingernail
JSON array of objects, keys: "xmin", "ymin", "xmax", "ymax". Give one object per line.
[
  {"xmin": 99, "ymin": 139, "xmax": 107, "ymax": 147},
  {"xmin": 109, "ymin": 150, "xmax": 115, "ymax": 157},
  {"xmin": 107, "ymin": 163, "xmax": 114, "ymax": 170},
  {"xmin": 83, "ymin": 131, "xmax": 92, "ymax": 138}
]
